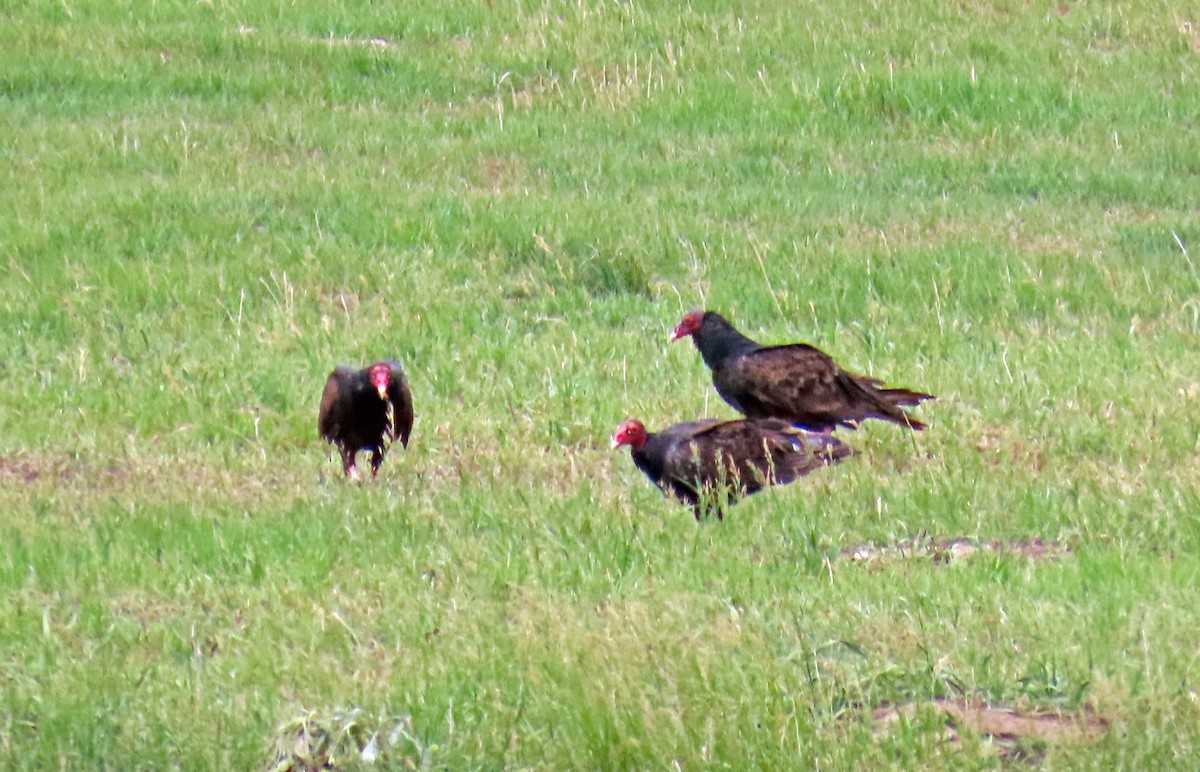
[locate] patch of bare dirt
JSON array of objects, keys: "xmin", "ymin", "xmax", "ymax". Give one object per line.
[
  {"xmin": 109, "ymin": 594, "xmax": 186, "ymax": 627},
  {"xmin": 1183, "ymin": 21, "xmax": 1200, "ymax": 53},
  {"xmin": 0, "ymin": 449, "xmax": 302, "ymax": 511},
  {"xmin": 868, "ymin": 698, "xmax": 1108, "ymax": 760},
  {"xmin": 471, "ymin": 156, "xmax": 531, "ymax": 195},
  {"xmin": 0, "ymin": 455, "xmax": 45, "ymax": 484},
  {"xmin": 312, "ymin": 286, "xmax": 361, "ymax": 317},
  {"xmin": 840, "ymin": 532, "xmax": 1070, "ymax": 565},
  {"xmin": 0, "ymin": 451, "xmax": 128, "ymax": 485},
  {"xmin": 974, "ymin": 428, "xmax": 1048, "ymax": 471}
]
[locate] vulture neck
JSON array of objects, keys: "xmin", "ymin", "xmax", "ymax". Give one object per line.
[
  {"xmin": 630, "ymin": 432, "xmax": 668, "ymax": 482},
  {"xmin": 695, "ymin": 314, "xmax": 761, "ymax": 368}
]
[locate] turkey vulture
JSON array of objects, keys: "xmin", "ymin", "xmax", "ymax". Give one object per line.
[
  {"xmin": 318, "ymin": 360, "xmax": 414, "ymax": 480},
  {"xmin": 611, "ymin": 417, "xmax": 853, "ymax": 519},
  {"xmin": 669, "ymin": 310, "xmax": 933, "ymax": 432}
]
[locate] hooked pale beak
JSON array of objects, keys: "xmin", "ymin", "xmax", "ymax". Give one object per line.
[
  {"xmin": 610, "ymin": 435, "xmax": 622, "ymax": 450},
  {"xmin": 668, "ymin": 325, "xmax": 686, "ymax": 343},
  {"xmin": 376, "ymin": 384, "xmax": 389, "ymax": 400}
]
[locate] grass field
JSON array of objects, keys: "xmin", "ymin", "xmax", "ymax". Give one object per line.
[{"xmin": 3, "ymin": 0, "xmax": 1200, "ymax": 767}]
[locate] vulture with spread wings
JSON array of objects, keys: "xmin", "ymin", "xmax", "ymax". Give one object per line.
[{"xmin": 318, "ymin": 360, "xmax": 413, "ymax": 480}]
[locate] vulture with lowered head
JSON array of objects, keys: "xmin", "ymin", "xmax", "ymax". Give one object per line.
[
  {"xmin": 611, "ymin": 416, "xmax": 853, "ymax": 519},
  {"xmin": 670, "ymin": 310, "xmax": 933, "ymax": 432},
  {"xmin": 318, "ymin": 360, "xmax": 413, "ymax": 480}
]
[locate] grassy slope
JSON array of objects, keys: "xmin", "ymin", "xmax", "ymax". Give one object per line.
[{"xmin": 2, "ymin": 0, "xmax": 1199, "ymax": 766}]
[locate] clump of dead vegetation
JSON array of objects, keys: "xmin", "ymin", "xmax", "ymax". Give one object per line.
[
  {"xmin": 840, "ymin": 533, "xmax": 1071, "ymax": 565},
  {"xmin": 866, "ymin": 697, "xmax": 1108, "ymax": 762},
  {"xmin": 265, "ymin": 709, "xmax": 439, "ymax": 771}
]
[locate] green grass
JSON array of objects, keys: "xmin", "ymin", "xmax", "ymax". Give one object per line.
[{"xmin": 3, "ymin": 0, "xmax": 1200, "ymax": 766}]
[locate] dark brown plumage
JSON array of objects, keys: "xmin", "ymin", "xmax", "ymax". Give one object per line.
[
  {"xmin": 318, "ymin": 360, "xmax": 414, "ymax": 480},
  {"xmin": 611, "ymin": 417, "xmax": 853, "ymax": 519},
  {"xmin": 670, "ymin": 310, "xmax": 933, "ymax": 432}
]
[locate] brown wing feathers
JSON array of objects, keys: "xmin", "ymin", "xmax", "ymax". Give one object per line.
[
  {"xmin": 385, "ymin": 365, "xmax": 415, "ymax": 448},
  {"xmin": 318, "ymin": 361, "xmax": 414, "ymax": 479},
  {"xmin": 618, "ymin": 417, "xmax": 853, "ymax": 518},
  {"xmin": 689, "ymin": 312, "xmax": 933, "ymax": 432}
]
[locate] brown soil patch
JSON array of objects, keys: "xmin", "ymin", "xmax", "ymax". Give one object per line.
[
  {"xmin": 0, "ymin": 454, "xmax": 47, "ymax": 484},
  {"xmin": 0, "ymin": 451, "xmax": 127, "ymax": 485},
  {"xmin": 109, "ymin": 594, "xmax": 186, "ymax": 627},
  {"xmin": 0, "ymin": 449, "xmax": 300, "ymax": 511},
  {"xmin": 840, "ymin": 533, "xmax": 1070, "ymax": 565},
  {"xmin": 471, "ymin": 156, "xmax": 531, "ymax": 195},
  {"xmin": 869, "ymin": 698, "xmax": 1108, "ymax": 759}
]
